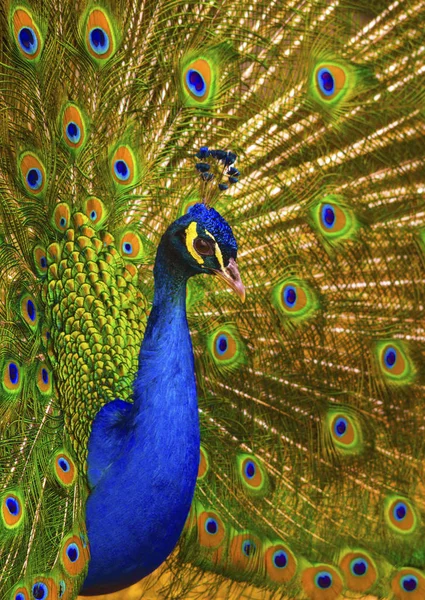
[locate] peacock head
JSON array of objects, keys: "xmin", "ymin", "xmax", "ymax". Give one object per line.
[{"xmin": 158, "ymin": 202, "xmax": 245, "ymax": 301}]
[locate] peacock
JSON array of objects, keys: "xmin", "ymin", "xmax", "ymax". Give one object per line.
[{"xmin": 1, "ymin": 0, "xmax": 425, "ymax": 599}]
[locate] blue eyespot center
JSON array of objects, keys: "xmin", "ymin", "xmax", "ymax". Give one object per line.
[
  {"xmin": 272, "ymin": 550, "xmax": 288, "ymax": 569},
  {"xmin": 242, "ymin": 540, "xmax": 256, "ymax": 557},
  {"xmin": 66, "ymin": 543, "xmax": 79, "ymax": 563},
  {"xmin": 66, "ymin": 121, "xmax": 81, "ymax": 143},
  {"xmin": 334, "ymin": 417, "xmax": 347, "ymax": 437},
  {"xmin": 384, "ymin": 347, "xmax": 397, "ymax": 368},
  {"xmin": 27, "ymin": 299, "xmax": 36, "ymax": 321},
  {"xmin": 284, "ymin": 285, "xmax": 297, "ymax": 307},
  {"xmin": 394, "ymin": 502, "xmax": 407, "ymax": 521},
  {"xmin": 114, "ymin": 160, "xmax": 129, "ymax": 181},
  {"xmin": 40, "ymin": 256, "xmax": 47, "ymax": 269},
  {"xmin": 58, "ymin": 457, "xmax": 70, "ymax": 472},
  {"xmin": 32, "ymin": 582, "xmax": 48, "ymax": 600},
  {"xmin": 41, "ymin": 368, "xmax": 49, "ymax": 385},
  {"xmin": 90, "ymin": 210, "xmax": 97, "ymax": 221},
  {"xmin": 186, "ymin": 69, "xmax": 206, "ymax": 97},
  {"xmin": 216, "ymin": 334, "xmax": 228, "ymax": 355},
  {"xmin": 123, "ymin": 242, "xmax": 133, "ymax": 255},
  {"xmin": 322, "ymin": 204, "xmax": 336, "ymax": 228},
  {"xmin": 315, "ymin": 571, "xmax": 332, "ymax": 589},
  {"xmin": 16, "ymin": 593, "xmax": 26, "ymax": 600},
  {"xmin": 350, "ymin": 558, "xmax": 368, "ymax": 576},
  {"xmin": 27, "ymin": 168, "xmax": 42, "ymax": 190},
  {"xmin": 9, "ymin": 363, "xmax": 19, "ymax": 385},
  {"xmin": 244, "ymin": 460, "xmax": 256, "ymax": 479},
  {"xmin": 401, "ymin": 575, "xmax": 418, "ymax": 592},
  {"xmin": 89, "ymin": 27, "xmax": 109, "ymax": 55},
  {"xmin": 59, "ymin": 217, "xmax": 67, "ymax": 228},
  {"xmin": 205, "ymin": 517, "xmax": 218, "ymax": 535},
  {"xmin": 59, "ymin": 581, "xmax": 66, "ymax": 598},
  {"xmin": 318, "ymin": 68, "xmax": 335, "ymax": 96},
  {"xmin": 18, "ymin": 27, "xmax": 38, "ymax": 55},
  {"xmin": 6, "ymin": 496, "xmax": 19, "ymax": 516}
]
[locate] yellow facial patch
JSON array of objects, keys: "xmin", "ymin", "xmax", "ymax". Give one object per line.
[{"xmin": 185, "ymin": 222, "xmax": 224, "ymax": 269}]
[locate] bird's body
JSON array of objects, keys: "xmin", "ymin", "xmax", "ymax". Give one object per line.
[{"xmin": 1, "ymin": 1, "xmax": 425, "ymax": 600}]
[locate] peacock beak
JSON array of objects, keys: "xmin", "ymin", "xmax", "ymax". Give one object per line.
[{"xmin": 212, "ymin": 258, "xmax": 246, "ymax": 303}]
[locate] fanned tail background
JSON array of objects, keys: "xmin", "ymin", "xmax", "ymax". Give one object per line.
[{"xmin": 0, "ymin": 0, "xmax": 425, "ymax": 599}]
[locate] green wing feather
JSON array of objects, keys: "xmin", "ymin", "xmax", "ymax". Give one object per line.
[{"xmin": 1, "ymin": 1, "xmax": 425, "ymax": 599}]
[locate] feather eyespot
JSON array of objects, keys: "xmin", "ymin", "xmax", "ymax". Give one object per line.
[
  {"xmin": 12, "ymin": 8, "xmax": 42, "ymax": 60},
  {"xmin": 1, "ymin": 492, "xmax": 24, "ymax": 529},
  {"xmin": 111, "ymin": 146, "xmax": 136, "ymax": 186},
  {"xmin": 386, "ymin": 497, "xmax": 417, "ymax": 534},
  {"xmin": 377, "ymin": 342, "xmax": 414, "ymax": 383},
  {"xmin": 197, "ymin": 446, "xmax": 209, "ymax": 479},
  {"xmin": 340, "ymin": 551, "xmax": 377, "ymax": 592},
  {"xmin": 83, "ymin": 197, "xmax": 107, "ymax": 227},
  {"xmin": 184, "ymin": 59, "xmax": 211, "ymax": 101},
  {"xmin": 208, "ymin": 326, "xmax": 245, "ymax": 368},
  {"xmin": 20, "ymin": 153, "xmax": 46, "ymax": 196},
  {"xmin": 62, "ymin": 104, "xmax": 86, "ymax": 151},
  {"xmin": 30, "ymin": 578, "xmax": 58, "ymax": 600},
  {"xmin": 327, "ymin": 411, "xmax": 363, "ymax": 455},
  {"xmin": 273, "ymin": 278, "xmax": 318, "ymax": 322},
  {"xmin": 229, "ymin": 532, "xmax": 262, "ymax": 572},
  {"xmin": 117, "ymin": 231, "xmax": 144, "ymax": 261},
  {"xmin": 53, "ymin": 451, "xmax": 76, "ymax": 486},
  {"xmin": 61, "ymin": 535, "xmax": 89, "ymax": 576},
  {"xmin": 52, "ymin": 203, "xmax": 71, "ymax": 233},
  {"xmin": 34, "ymin": 246, "xmax": 48, "ymax": 275},
  {"xmin": 265, "ymin": 543, "xmax": 297, "ymax": 583},
  {"xmin": 2, "ymin": 360, "xmax": 22, "ymax": 394},
  {"xmin": 20, "ymin": 294, "xmax": 38, "ymax": 328},
  {"xmin": 84, "ymin": 8, "xmax": 116, "ymax": 61},
  {"xmin": 237, "ymin": 454, "xmax": 268, "ymax": 495},
  {"xmin": 198, "ymin": 511, "xmax": 226, "ymax": 548},
  {"xmin": 392, "ymin": 569, "xmax": 425, "ymax": 599},
  {"xmin": 36, "ymin": 363, "xmax": 52, "ymax": 395},
  {"xmin": 302, "ymin": 565, "xmax": 343, "ymax": 600},
  {"xmin": 315, "ymin": 64, "xmax": 347, "ymax": 102},
  {"xmin": 12, "ymin": 587, "xmax": 30, "ymax": 600}
]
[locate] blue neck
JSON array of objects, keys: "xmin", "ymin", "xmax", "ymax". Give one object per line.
[{"xmin": 82, "ymin": 251, "xmax": 200, "ymax": 595}]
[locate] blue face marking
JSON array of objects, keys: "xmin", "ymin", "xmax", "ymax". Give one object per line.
[
  {"xmin": 6, "ymin": 496, "xmax": 19, "ymax": 516},
  {"xmin": 242, "ymin": 540, "xmax": 256, "ymax": 557},
  {"xmin": 284, "ymin": 285, "xmax": 297, "ymax": 307},
  {"xmin": 322, "ymin": 204, "xmax": 336, "ymax": 228},
  {"xmin": 186, "ymin": 69, "xmax": 206, "ymax": 97},
  {"xmin": 272, "ymin": 549, "xmax": 288, "ymax": 569},
  {"xmin": 32, "ymin": 582, "xmax": 48, "ymax": 600},
  {"xmin": 205, "ymin": 517, "xmax": 218, "ymax": 535},
  {"xmin": 9, "ymin": 363, "xmax": 19, "ymax": 385},
  {"xmin": 394, "ymin": 501, "xmax": 407, "ymax": 521},
  {"xmin": 27, "ymin": 168, "xmax": 42, "ymax": 190},
  {"xmin": 89, "ymin": 28, "xmax": 109, "ymax": 55},
  {"xmin": 350, "ymin": 558, "xmax": 368, "ymax": 576},
  {"xmin": 244, "ymin": 460, "xmax": 256, "ymax": 479},
  {"xmin": 401, "ymin": 575, "xmax": 418, "ymax": 592},
  {"xmin": 318, "ymin": 68, "xmax": 335, "ymax": 96},
  {"xmin": 384, "ymin": 347, "xmax": 397, "ymax": 368},
  {"xmin": 18, "ymin": 27, "xmax": 38, "ymax": 55},
  {"xmin": 27, "ymin": 299, "xmax": 36, "ymax": 321},
  {"xmin": 114, "ymin": 160, "xmax": 129, "ymax": 181},
  {"xmin": 58, "ymin": 457, "xmax": 70, "ymax": 472},
  {"xmin": 315, "ymin": 571, "xmax": 332, "ymax": 589},
  {"xmin": 66, "ymin": 121, "xmax": 81, "ymax": 144},
  {"xmin": 41, "ymin": 368, "xmax": 49, "ymax": 385},
  {"xmin": 123, "ymin": 242, "xmax": 133, "ymax": 255},
  {"xmin": 334, "ymin": 417, "xmax": 347, "ymax": 437},
  {"xmin": 67, "ymin": 542, "xmax": 80, "ymax": 562}
]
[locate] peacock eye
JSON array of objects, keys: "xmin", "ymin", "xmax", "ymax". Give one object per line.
[{"xmin": 194, "ymin": 237, "xmax": 215, "ymax": 256}]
